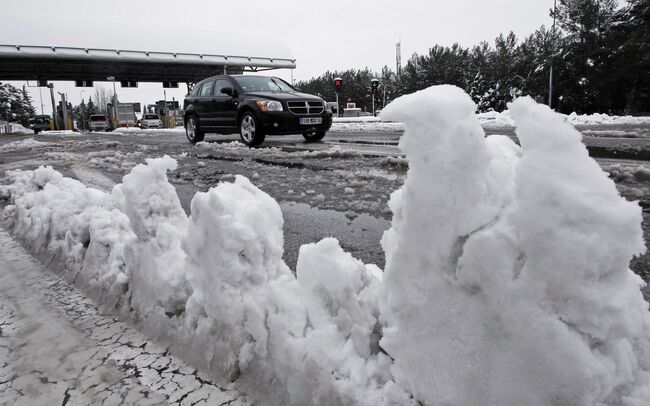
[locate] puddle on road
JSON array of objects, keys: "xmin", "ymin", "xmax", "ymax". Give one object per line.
[{"xmin": 280, "ymin": 201, "xmax": 390, "ymax": 271}]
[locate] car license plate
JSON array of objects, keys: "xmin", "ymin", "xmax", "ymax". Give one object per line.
[{"xmin": 300, "ymin": 117, "xmax": 322, "ymax": 125}]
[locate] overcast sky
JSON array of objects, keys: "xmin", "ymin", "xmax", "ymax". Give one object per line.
[{"xmin": 2, "ymin": 0, "xmax": 554, "ymax": 113}]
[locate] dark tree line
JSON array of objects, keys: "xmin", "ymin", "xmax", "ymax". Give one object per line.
[
  {"xmin": 0, "ymin": 83, "xmax": 37, "ymax": 126},
  {"xmin": 297, "ymin": 0, "xmax": 649, "ymax": 115}
]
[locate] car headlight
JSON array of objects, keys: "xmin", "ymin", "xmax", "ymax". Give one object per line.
[
  {"xmin": 256, "ymin": 100, "xmax": 283, "ymax": 112},
  {"xmin": 323, "ymin": 101, "xmax": 331, "ymax": 113}
]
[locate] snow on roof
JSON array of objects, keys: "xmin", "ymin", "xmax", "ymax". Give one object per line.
[{"xmin": 0, "ymin": 16, "xmax": 295, "ymax": 64}]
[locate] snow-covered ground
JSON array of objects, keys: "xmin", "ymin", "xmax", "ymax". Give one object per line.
[{"xmin": 2, "ymin": 86, "xmax": 650, "ymax": 405}]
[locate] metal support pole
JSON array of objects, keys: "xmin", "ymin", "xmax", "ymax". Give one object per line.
[
  {"xmin": 335, "ymin": 92, "xmax": 339, "ymax": 118},
  {"xmin": 38, "ymin": 86, "xmax": 44, "ymax": 115},
  {"xmin": 372, "ymin": 93, "xmax": 375, "ymax": 117},
  {"xmin": 111, "ymin": 77, "xmax": 118, "ymax": 128},
  {"xmin": 163, "ymin": 90, "xmax": 168, "ymax": 128},
  {"xmin": 48, "ymin": 84, "xmax": 58, "ymax": 130}
]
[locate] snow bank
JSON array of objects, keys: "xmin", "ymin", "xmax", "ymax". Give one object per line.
[
  {"xmin": 478, "ymin": 110, "xmax": 650, "ymax": 128},
  {"xmin": 3, "ymin": 85, "xmax": 650, "ymax": 406},
  {"xmin": 0, "ymin": 139, "xmax": 53, "ymax": 152},
  {"xmin": 380, "ymin": 86, "xmax": 650, "ymax": 406},
  {"xmin": 110, "ymin": 127, "xmax": 185, "ymax": 136},
  {"xmin": 567, "ymin": 112, "xmax": 650, "ymax": 126},
  {"xmin": 196, "ymin": 141, "xmax": 362, "ymax": 159},
  {"xmin": 0, "ymin": 157, "xmax": 408, "ymax": 405},
  {"xmin": 0, "ymin": 122, "xmax": 33, "ymax": 134}
]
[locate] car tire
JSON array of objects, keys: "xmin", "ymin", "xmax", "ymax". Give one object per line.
[
  {"xmin": 185, "ymin": 115, "xmax": 204, "ymax": 143},
  {"xmin": 303, "ymin": 130, "xmax": 326, "ymax": 142},
  {"xmin": 239, "ymin": 112, "xmax": 265, "ymax": 146},
  {"xmin": 33, "ymin": 129, "xmax": 40, "ymax": 135}
]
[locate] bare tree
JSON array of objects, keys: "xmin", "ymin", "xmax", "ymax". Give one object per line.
[{"xmin": 93, "ymin": 86, "xmax": 111, "ymax": 114}]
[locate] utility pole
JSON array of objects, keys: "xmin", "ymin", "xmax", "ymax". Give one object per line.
[
  {"xmin": 549, "ymin": 0, "xmax": 557, "ymax": 109},
  {"xmin": 48, "ymin": 84, "xmax": 58, "ymax": 130},
  {"xmin": 396, "ymin": 40, "xmax": 402, "ymax": 80},
  {"xmin": 38, "ymin": 86, "xmax": 44, "ymax": 115},
  {"xmin": 163, "ymin": 89, "xmax": 168, "ymax": 128}
]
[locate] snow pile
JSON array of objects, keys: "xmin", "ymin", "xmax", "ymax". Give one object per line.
[
  {"xmin": 110, "ymin": 127, "xmax": 185, "ymax": 135},
  {"xmin": 478, "ymin": 110, "xmax": 650, "ymax": 128},
  {"xmin": 0, "ymin": 167, "xmax": 134, "ymax": 309},
  {"xmin": 330, "ymin": 121, "xmax": 405, "ymax": 133},
  {"xmin": 1, "ymin": 122, "xmax": 33, "ymax": 134},
  {"xmin": 567, "ymin": 112, "xmax": 650, "ymax": 126},
  {"xmin": 0, "ymin": 139, "xmax": 54, "ymax": 152},
  {"xmin": 380, "ymin": 86, "xmax": 650, "ymax": 406},
  {"xmin": 1, "ymin": 157, "xmax": 408, "ymax": 405},
  {"xmin": 333, "ymin": 117, "xmax": 383, "ymax": 123},
  {"xmin": 3, "ymin": 85, "xmax": 650, "ymax": 405},
  {"xmin": 196, "ymin": 141, "xmax": 362, "ymax": 160},
  {"xmin": 477, "ymin": 109, "xmax": 516, "ymax": 127},
  {"xmin": 40, "ymin": 130, "xmax": 77, "ymax": 135}
]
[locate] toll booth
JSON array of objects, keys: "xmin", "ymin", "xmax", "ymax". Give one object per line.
[{"xmin": 148, "ymin": 100, "xmax": 181, "ymax": 127}]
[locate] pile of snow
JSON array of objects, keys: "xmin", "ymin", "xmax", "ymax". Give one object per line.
[
  {"xmin": 110, "ymin": 127, "xmax": 185, "ymax": 135},
  {"xmin": 196, "ymin": 141, "xmax": 362, "ymax": 159},
  {"xmin": 380, "ymin": 86, "xmax": 650, "ymax": 406},
  {"xmin": 0, "ymin": 156, "xmax": 409, "ymax": 405},
  {"xmin": 3, "ymin": 85, "xmax": 650, "ymax": 406},
  {"xmin": 567, "ymin": 112, "xmax": 650, "ymax": 126},
  {"xmin": 478, "ymin": 110, "xmax": 650, "ymax": 128},
  {"xmin": 0, "ymin": 139, "xmax": 55, "ymax": 152},
  {"xmin": 330, "ymin": 121, "xmax": 405, "ymax": 133},
  {"xmin": 40, "ymin": 130, "xmax": 78, "ymax": 136},
  {"xmin": 0, "ymin": 122, "xmax": 33, "ymax": 135},
  {"xmin": 476, "ymin": 110, "xmax": 516, "ymax": 127},
  {"xmin": 333, "ymin": 116, "xmax": 382, "ymax": 123}
]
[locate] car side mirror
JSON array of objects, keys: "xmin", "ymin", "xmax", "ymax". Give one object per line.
[{"xmin": 221, "ymin": 87, "xmax": 233, "ymax": 96}]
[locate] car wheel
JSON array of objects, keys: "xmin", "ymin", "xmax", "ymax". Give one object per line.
[
  {"xmin": 33, "ymin": 129, "xmax": 39, "ymax": 135},
  {"xmin": 303, "ymin": 130, "xmax": 326, "ymax": 142},
  {"xmin": 185, "ymin": 115, "xmax": 204, "ymax": 143},
  {"xmin": 239, "ymin": 113, "xmax": 265, "ymax": 146}
]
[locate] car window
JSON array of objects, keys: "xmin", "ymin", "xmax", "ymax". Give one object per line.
[
  {"xmin": 90, "ymin": 115, "xmax": 106, "ymax": 121},
  {"xmin": 199, "ymin": 81, "xmax": 214, "ymax": 97},
  {"xmin": 234, "ymin": 76, "xmax": 295, "ymax": 93},
  {"xmin": 213, "ymin": 79, "xmax": 231, "ymax": 96}
]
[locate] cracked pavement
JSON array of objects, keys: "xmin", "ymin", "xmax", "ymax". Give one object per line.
[{"xmin": 0, "ymin": 227, "xmax": 249, "ymax": 406}]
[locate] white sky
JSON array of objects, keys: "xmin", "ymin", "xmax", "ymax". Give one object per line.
[{"xmin": 2, "ymin": 0, "xmax": 554, "ymax": 113}]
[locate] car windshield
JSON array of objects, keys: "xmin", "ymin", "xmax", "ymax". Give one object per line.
[
  {"xmin": 144, "ymin": 114, "xmax": 158, "ymax": 119},
  {"xmin": 234, "ymin": 76, "xmax": 295, "ymax": 93},
  {"xmin": 90, "ymin": 115, "xmax": 106, "ymax": 121}
]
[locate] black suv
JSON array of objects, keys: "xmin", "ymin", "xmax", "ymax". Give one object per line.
[{"xmin": 183, "ymin": 75, "xmax": 332, "ymax": 146}]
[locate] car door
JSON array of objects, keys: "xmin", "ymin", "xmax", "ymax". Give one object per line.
[
  {"xmin": 196, "ymin": 80, "xmax": 216, "ymax": 126},
  {"xmin": 212, "ymin": 79, "xmax": 238, "ymax": 129}
]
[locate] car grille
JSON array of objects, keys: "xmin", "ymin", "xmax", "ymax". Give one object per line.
[{"xmin": 287, "ymin": 101, "xmax": 324, "ymax": 115}]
